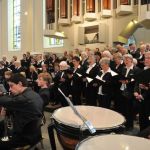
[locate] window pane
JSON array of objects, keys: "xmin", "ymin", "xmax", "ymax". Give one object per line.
[
  {"xmin": 13, "ymin": 0, "xmax": 21, "ymax": 49},
  {"xmin": 43, "ymin": 0, "xmax": 64, "ymax": 48}
]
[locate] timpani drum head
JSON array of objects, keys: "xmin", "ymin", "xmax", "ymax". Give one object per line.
[
  {"xmin": 52, "ymin": 106, "xmax": 125, "ymax": 130},
  {"xmin": 76, "ymin": 134, "xmax": 150, "ymax": 150}
]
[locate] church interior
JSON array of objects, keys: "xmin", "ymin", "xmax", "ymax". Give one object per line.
[{"xmin": 0, "ymin": 0, "xmax": 150, "ymax": 150}]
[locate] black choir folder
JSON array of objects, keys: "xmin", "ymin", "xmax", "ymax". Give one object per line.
[
  {"xmin": 136, "ymin": 68, "xmax": 150, "ymax": 84},
  {"xmin": 0, "ymin": 84, "xmax": 7, "ymax": 93}
]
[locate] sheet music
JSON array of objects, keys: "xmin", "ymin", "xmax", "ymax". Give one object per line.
[
  {"xmin": 76, "ymin": 73, "xmax": 82, "ymax": 77},
  {"xmin": 95, "ymin": 75, "xmax": 105, "ymax": 82},
  {"xmin": 86, "ymin": 77, "xmax": 93, "ymax": 83},
  {"xmin": 110, "ymin": 70, "xmax": 118, "ymax": 76},
  {"xmin": 27, "ymin": 78, "xmax": 32, "ymax": 82}
]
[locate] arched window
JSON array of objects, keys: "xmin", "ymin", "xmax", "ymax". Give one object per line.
[
  {"xmin": 13, "ymin": 0, "xmax": 21, "ymax": 49},
  {"xmin": 127, "ymin": 35, "xmax": 136, "ymax": 45},
  {"xmin": 124, "ymin": 35, "xmax": 136, "ymax": 48},
  {"xmin": 8, "ymin": 0, "xmax": 21, "ymax": 51}
]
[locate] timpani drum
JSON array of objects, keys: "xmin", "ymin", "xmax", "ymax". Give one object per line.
[
  {"xmin": 76, "ymin": 134, "xmax": 150, "ymax": 150},
  {"xmin": 52, "ymin": 106, "xmax": 125, "ymax": 150}
]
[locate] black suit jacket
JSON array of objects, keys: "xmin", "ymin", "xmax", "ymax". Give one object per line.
[
  {"xmin": 0, "ymin": 88, "xmax": 43, "ymax": 144},
  {"xmin": 14, "ymin": 67, "xmax": 26, "ymax": 74},
  {"xmin": 80, "ymin": 58, "xmax": 89, "ymax": 72},
  {"xmin": 71, "ymin": 67, "xmax": 84, "ymax": 92},
  {"xmin": 53, "ymin": 70, "xmax": 71, "ymax": 96},
  {"xmin": 137, "ymin": 54, "xmax": 145, "ymax": 69},
  {"xmin": 121, "ymin": 66, "xmax": 141, "ymax": 93},
  {"xmin": 96, "ymin": 71, "xmax": 114, "ymax": 95},
  {"xmin": 21, "ymin": 59, "xmax": 29, "ymax": 69},
  {"xmin": 39, "ymin": 88, "xmax": 50, "ymax": 108},
  {"xmin": 85, "ymin": 64, "xmax": 99, "ymax": 93},
  {"xmin": 85, "ymin": 64, "xmax": 99, "ymax": 79}
]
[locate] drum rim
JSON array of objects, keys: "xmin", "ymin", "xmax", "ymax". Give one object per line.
[
  {"xmin": 75, "ymin": 134, "xmax": 150, "ymax": 150},
  {"xmin": 52, "ymin": 106, "xmax": 126, "ymax": 131}
]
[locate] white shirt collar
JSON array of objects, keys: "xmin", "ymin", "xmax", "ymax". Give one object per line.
[
  {"xmin": 102, "ymin": 67, "xmax": 111, "ymax": 74},
  {"xmin": 89, "ymin": 63, "xmax": 96, "ymax": 68},
  {"xmin": 144, "ymin": 66, "xmax": 150, "ymax": 70},
  {"xmin": 126, "ymin": 64, "xmax": 134, "ymax": 70}
]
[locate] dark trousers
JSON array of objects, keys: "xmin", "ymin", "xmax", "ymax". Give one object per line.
[
  {"xmin": 85, "ymin": 85, "xmax": 98, "ymax": 106},
  {"xmin": 139, "ymin": 102, "xmax": 150, "ymax": 131},
  {"xmin": 0, "ymin": 120, "xmax": 5, "ymax": 138},
  {"xmin": 72, "ymin": 90, "xmax": 82, "ymax": 105},
  {"xmin": 98, "ymin": 94, "xmax": 111, "ymax": 109},
  {"xmin": 114, "ymin": 91, "xmax": 124, "ymax": 113},
  {"xmin": 58, "ymin": 93, "xmax": 68, "ymax": 107},
  {"xmin": 0, "ymin": 137, "xmax": 29, "ymax": 150},
  {"xmin": 138, "ymin": 126, "xmax": 150, "ymax": 138},
  {"xmin": 122, "ymin": 96, "xmax": 134, "ymax": 129}
]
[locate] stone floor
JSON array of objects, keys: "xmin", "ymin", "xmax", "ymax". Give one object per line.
[{"xmin": 42, "ymin": 111, "xmax": 63, "ymax": 150}]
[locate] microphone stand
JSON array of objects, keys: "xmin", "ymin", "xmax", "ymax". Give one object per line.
[{"xmin": 58, "ymin": 88, "xmax": 96, "ymax": 134}]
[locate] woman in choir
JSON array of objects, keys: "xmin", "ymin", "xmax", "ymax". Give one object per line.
[
  {"xmin": 80, "ymin": 51, "xmax": 88, "ymax": 71},
  {"xmin": 68, "ymin": 56, "xmax": 84, "ymax": 105},
  {"xmin": 0, "ymin": 61, "xmax": 8, "ymax": 83},
  {"xmin": 36, "ymin": 55, "xmax": 43, "ymax": 69},
  {"xmin": 3, "ymin": 71, "xmax": 13, "ymax": 93},
  {"xmin": 120, "ymin": 54, "xmax": 141, "ymax": 129},
  {"xmin": 112, "ymin": 52, "xmax": 124, "ymax": 112},
  {"xmin": 94, "ymin": 51, "xmax": 101, "ymax": 66},
  {"xmin": 102, "ymin": 50, "xmax": 115, "ymax": 69},
  {"xmin": 30, "ymin": 57, "xmax": 37, "ymax": 67},
  {"xmin": 49, "ymin": 62, "xmax": 60, "ymax": 105},
  {"xmin": 37, "ymin": 72, "xmax": 52, "ymax": 108},
  {"xmin": 85, "ymin": 54, "xmax": 99, "ymax": 106},
  {"xmin": 53, "ymin": 61, "xmax": 71, "ymax": 106},
  {"xmin": 28, "ymin": 65, "xmax": 38, "ymax": 92},
  {"xmin": 97, "ymin": 57, "xmax": 117, "ymax": 109},
  {"xmin": 2, "ymin": 56, "xmax": 9, "ymax": 68},
  {"xmin": 13, "ymin": 61, "xmax": 26, "ymax": 74}
]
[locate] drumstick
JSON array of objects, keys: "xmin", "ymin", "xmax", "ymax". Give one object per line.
[{"xmin": 58, "ymin": 88, "xmax": 96, "ymax": 134}]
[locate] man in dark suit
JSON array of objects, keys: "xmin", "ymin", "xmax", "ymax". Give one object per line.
[
  {"xmin": 0, "ymin": 73, "xmax": 43, "ymax": 149},
  {"xmin": 128, "ymin": 43, "xmax": 139, "ymax": 59},
  {"xmin": 134, "ymin": 51, "xmax": 150, "ymax": 131},
  {"xmin": 80, "ymin": 51, "xmax": 89, "ymax": 72}
]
